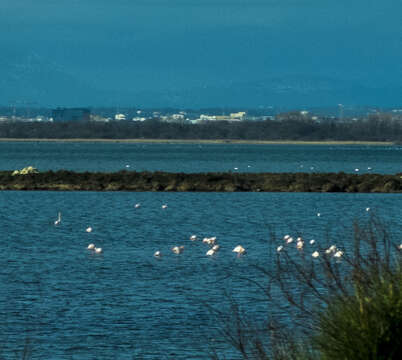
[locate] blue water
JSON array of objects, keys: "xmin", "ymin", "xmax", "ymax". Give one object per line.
[
  {"xmin": 1, "ymin": 190, "xmax": 402, "ymax": 359},
  {"xmin": 1, "ymin": 142, "xmax": 402, "ymax": 359},
  {"xmin": 1, "ymin": 141, "xmax": 402, "ymax": 173}
]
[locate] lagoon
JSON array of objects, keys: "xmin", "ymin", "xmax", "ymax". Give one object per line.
[
  {"xmin": 0, "ymin": 191, "xmax": 401, "ymax": 359},
  {"xmin": 1, "ymin": 141, "xmax": 401, "ymax": 174},
  {"xmin": 1, "ymin": 142, "xmax": 402, "ymax": 358}
]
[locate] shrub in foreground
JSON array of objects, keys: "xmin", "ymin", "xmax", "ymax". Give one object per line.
[{"xmin": 210, "ymin": 214, "xmax": 402, "ymax": 359}]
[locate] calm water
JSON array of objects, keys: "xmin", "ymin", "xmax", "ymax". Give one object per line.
[
  {"xmin": 1, "ymin": 141, "xmax": 402, "ymax": 173},
  {"xmin": 1, "ymin": 142, "xmax": 402, "ymax": 359},
  {"xmin": 1, "ymin": 191, "xmax": 402, "ymax": 359}
]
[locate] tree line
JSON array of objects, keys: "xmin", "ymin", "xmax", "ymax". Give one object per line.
[{"xmin": 1, "ymin": 116, "xmax": 402, "ymax": 142}]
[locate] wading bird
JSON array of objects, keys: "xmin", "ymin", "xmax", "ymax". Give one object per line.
[
  {"xmin": 172, "ymin": 246, "xmax": 184, "ymax": 254},
  {"xmin": 334, "ymin": 250, "xmax": 344, "ymax": 258},
  {"xmin": 203, "ymin": 237, "xmax": 216, "ymax": 245},
  {"xmin": 206, "ymin": 249, "xmax": 216, "ymax": 256},
  {"xmin": 325, "ymin": 245, "xmax": 337, "ymax": 254},
  {"xmin": 286, "ymin": 237, "xmax": 294, "ymax": 244},
  {"xmin": 54, "ymin": 212, "xmax": 61, "ymax": 225},
  {"xmin": 296, "ymin": 240, "xmax": 304, "ymax": 250},
  {"xmin": 233, "ymin": 245, "xmax": 246, "ymax": 256}
]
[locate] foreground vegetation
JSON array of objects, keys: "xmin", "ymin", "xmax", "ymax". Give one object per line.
[
  {"xmin": 1, "ymin": 170, "xmax": 402, "ymax": 192},
  {"xmin": 209, "ymin": 214, "xmax": 402, "ymax": 359}
]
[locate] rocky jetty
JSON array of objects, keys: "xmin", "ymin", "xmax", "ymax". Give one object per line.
[{"xmin": 0, "ymin": 170, "xmax": 401, "ymax": 192}]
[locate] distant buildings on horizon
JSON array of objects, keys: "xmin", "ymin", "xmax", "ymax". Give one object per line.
[
  {"xmin": 51, "ymin": 107, "xmax": 91, "ymax": 122},
  {"xmin": 50, "ymin": 108, "xmax": 255, "ymax": 124},
  {"xmin": 1, "ymin": 106, "xmax": 402, "ymax": 124}
]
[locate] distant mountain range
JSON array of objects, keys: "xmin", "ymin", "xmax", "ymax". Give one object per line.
[
  {"xmin": 0, "ymin": 53, "xmax": 112, "ymax": 107},
  {"xmin": 1, "ymin": 53, "xmax": 401, "ymax": 109}
]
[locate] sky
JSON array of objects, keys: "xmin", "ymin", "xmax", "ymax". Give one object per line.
[{"xmin": 1, "ymin": 0, "xmax": 402, "ymax": 107}]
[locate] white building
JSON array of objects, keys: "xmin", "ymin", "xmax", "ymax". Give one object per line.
[
  {"xmin": 114, "ymin": 113, "xmax": 126, "ymax": 121},
  {"xmin": 230, "ymin": 112, "xmax": 246, "ymax": 120}
]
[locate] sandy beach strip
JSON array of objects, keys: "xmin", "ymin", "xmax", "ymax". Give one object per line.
[{"xmin": 0, "ymin": 138, "xmax": 394, "ymax": 145}]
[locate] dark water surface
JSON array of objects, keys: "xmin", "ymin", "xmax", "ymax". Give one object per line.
[
  {"xmin": 1, "ymin": 141, "xmax": 402, "ymax": 173},
  {"xmin": 1, "ymin": 191, "xmax": 402, "ymax": 359}
]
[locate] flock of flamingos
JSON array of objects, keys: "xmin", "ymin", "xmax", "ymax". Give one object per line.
[{"xmin": 53, "ymin": 205, "xmax": 402, "ymax": 259}]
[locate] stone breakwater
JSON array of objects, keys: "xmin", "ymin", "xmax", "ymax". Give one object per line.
[{"xmin": 1, "ymin": 170, "xmax": 402, "ymax": 192}]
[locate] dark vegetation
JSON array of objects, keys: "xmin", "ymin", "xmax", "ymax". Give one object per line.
[
  {"xmin": 1, "ymin": 113, "xmax": 402, "ymax": 141},
  {"xmin": 209, "ymin": 214, "xmax": 402, "ymax": 359},
  {"xmin": 2, "ymin": 170, "xmax": 402, "ymax": 192}
]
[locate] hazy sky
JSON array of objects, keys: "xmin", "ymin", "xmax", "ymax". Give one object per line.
[{"xmin": 1, "ymin": 0, "xmax": 401, "ymax": 105}]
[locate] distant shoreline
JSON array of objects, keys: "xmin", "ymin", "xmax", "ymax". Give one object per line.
[{"xmin": 0, "ymin": 138, "xmax": 394, "ymax": 145}]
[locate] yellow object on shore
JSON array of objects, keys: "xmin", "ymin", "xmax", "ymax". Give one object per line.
[{"xmin": 12, "ymin": 166, "xmax": 39, "ymax": 176}]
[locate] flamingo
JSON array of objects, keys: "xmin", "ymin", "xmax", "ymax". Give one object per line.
[
  {"xmin": 203, "ymin": 237, "xmax": 216, "ymax": 245},
  {"xmin": 334, "ymin": 250, "xmax": 344, "ymax": 258},
  {"xmin": 54, "ymin": 212, "xmax": 61, "ymax": 226},
  {"xmin": 206, "ymin": 249, "xmax": 216, "ymax": 256},
  {"xmin": 172, "ymin": 246, "xmax": 184, "ymax": 254},
  {"xmin": 325, "ymin": 245, "xmax": 337, "ymax": 254},
  {"xmin": 233, "ymin": 245, "xmax": 246, "ymax": 256},
  {"xmin": 286, "ymin": 237, "xmax": 294, "ymax": 244}
]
